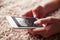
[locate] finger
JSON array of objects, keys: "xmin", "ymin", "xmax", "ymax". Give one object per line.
[
  {"xmin": 33, "ymin": 28, "xmax": 45, "ymax": 32},
  {"xmin": 20, "ymin": 9, "xmax": 33, "ymax": 17},
  {"xmin": 32, "ymin": 5, "xmax": 46, "ymax": 18},
  {"xmin": 34, "ymin": 17, "xmax": 53, "ymax": 25},
  {"xmin": 28, "ymin": 28, "xmax": 36, "ymax": 34},
  {"xmin": 31, "ymin": 27, "xmax": 46, "ymax": 34},
  {"xmin": 32, "ymin": 25, "xmax": 51, "ymax": 37}
]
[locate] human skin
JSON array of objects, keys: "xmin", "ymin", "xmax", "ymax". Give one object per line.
[
  {"xmin": 31, "ymin": 17, "xmax": 60, "ymax": 37},
  {"xmin": 20, "ymin": 0, "xmax": 60, "ymax": 37},
  {"xmin": 32, "ymin": 0, "xmax": 60, "ymax": 18},
  {"xmin": 21, "ymin": 0, "xmax": 60, "ymax": 18}
]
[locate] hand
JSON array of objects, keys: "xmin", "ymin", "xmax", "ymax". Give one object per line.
[
  {"xmin": 20, "ymin": 0, "xmax": 60, "ymax": 38},
  {"xmin": 20, "ymin": 5, "xmax": 47, "ymax": 18},
  {"xmin": 20, "ymin": 0, "xmax": 60, "ymax": 18},
  {"xmin": 28, "ymin": 17, "xmax": 60, "ymax": 37}
]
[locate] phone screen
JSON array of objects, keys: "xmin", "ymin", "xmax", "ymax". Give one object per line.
[{"xmin": 6, "ymin": 16, "xmax": 43, "ymax": 28}]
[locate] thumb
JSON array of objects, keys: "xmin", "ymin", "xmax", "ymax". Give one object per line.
[{"xmin": 34, "ymin": 17, "xmax": 53, "ymax": 25}]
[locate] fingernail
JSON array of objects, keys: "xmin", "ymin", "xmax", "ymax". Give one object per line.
[
  {"xmin": 42, "ymin": 24, "xmax": 46, "ymax": 27},
  {"xmin": 34, "ymin": 15, "xmax": 36, "ymax": 18},
  {"xmin": 33, "ymin": 13, "xmax": 37, "ymax": 18},
  {"xmin": 34, "ymin": 21, "xmax": 38, "ymax": 24}
]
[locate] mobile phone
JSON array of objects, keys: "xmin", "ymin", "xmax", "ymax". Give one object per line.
[{"xmin": 6, "ymin": 16, "xmax": 43, "ymax": 28}]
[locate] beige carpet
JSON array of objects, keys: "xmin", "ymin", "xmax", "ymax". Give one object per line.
[{"xmin": 0, "ymin": 0, "xmax": 60, "ymax": 40}]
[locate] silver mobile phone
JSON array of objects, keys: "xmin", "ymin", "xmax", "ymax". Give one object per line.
[{"xmin": 6, "ymin": 16, "xmax": 43, "ymax": 28}]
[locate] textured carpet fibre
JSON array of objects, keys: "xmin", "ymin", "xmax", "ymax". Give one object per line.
[{"xmin": 0, "ymin": 0, "xmax": 60, "ymax": 40}]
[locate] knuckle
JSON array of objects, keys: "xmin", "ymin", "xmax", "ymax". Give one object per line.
[
  {"xmin": 42, "ymin": 33, "xmax": 49, "ymax": 38},
  {"xmin": 48, "ymin": 17, "xmax": 54, "ymax": 21},
  {"xmin": 49, "ymin": 17, "xmax": 53, "ymax": 19},
  {"xmin": 33, "ymin": 6, "xmax": 43, "ymax": 11},
  {"xmin": 34, "ymin": 5, "xmax": 41, "ymax": 9}
]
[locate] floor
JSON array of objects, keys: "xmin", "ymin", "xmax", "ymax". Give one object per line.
[{"xmin": 0, "ymin": 0, "xmax": 60, "ymax": 40}]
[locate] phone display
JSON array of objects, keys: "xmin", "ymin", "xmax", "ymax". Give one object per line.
[{"xmin": 6, "ymin": 16, "xmax": 43, "ymax": 28}]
